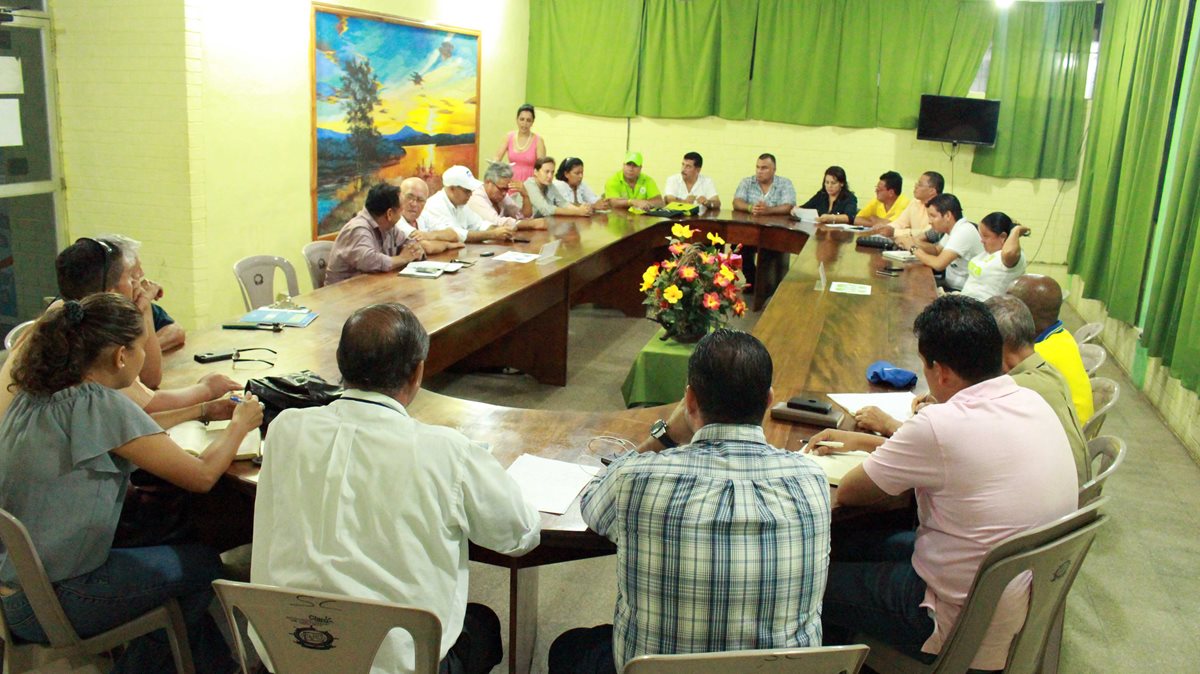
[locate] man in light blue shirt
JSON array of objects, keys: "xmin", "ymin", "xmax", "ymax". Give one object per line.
[{"xmin": 548, "ymin": 329, "xmax": 831, "ymax": 674}]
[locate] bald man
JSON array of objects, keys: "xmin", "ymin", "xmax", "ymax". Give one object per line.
[
  {"xmin": 1008, "ymin": 275, "xmax": 1094, "ymax": 422},
  {"xmin": 396, "ymin": 177, "xmax": 464, "ymax": 254}
]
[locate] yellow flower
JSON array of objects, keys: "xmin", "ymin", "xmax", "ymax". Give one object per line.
[
  {"xmin": 639, "ymin": 265, "xmax": 659, "ymax": 292},
  {"xmin": 671, "ymin": 223, "xmax": 695, "ymax": 239},
  {"xmin": 719, "ymin": 264, "xmax": 735, "ymax": 281},
  {"xmin": 707, "ymin": 232, "xmax": 725, "ymax": 246},
  {"xmin": 663, "ymin": 284, "xmax": 684, "ymax": 304}
]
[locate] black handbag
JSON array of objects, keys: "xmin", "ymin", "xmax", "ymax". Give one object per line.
[{"xmin": 245, "ymin": 370, "xmax": 343, "ymax": 434}]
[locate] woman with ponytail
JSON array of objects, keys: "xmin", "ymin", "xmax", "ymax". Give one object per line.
[
  {"xmin": 959, "ymin": 211, "xmax": 1030, "ymax": 302},
  {"xmin": 0, "ymin": 293, "xmax": 262, "ymax": 673}
]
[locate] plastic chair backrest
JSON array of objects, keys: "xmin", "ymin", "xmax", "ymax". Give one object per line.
[
  {"xmin": 212, "ymin": 580, "xmax": 442, "ymax": 674},
  {"xmin": 3, "ymin": 320, "xmax": 34, "ymax": 352},
  {"xmin": 622, "ymin": 645, "xmax": 870, "ymax": 674},
  {"xmin": 1073, "ymin": 322, "xmax": 1103, "ymax": 345},
  {"xmin": 1082, "ymin": 377, "xmax": 1119, "ymax": 440},
  {"xmin": 925, "ymin": 499, "xmax": 1107, "ymax": 674},
  {"xmin": 1078, "ymin": 343, "xmax": 1107, "ymax": 377},
  {"xmin": 232, "ymin": 255, "xmax": 300, "ymax": 311},
  {"xmin": 301, "ymin": 241, "xmax": 334, "ymax": 289},
  {"xmin": 1079, "ymin": 436, "xmax": 1126, "ymax": 506},
  {"xmin": 0, "ymin": 509, "xmax": 81, "ymax": 647}
]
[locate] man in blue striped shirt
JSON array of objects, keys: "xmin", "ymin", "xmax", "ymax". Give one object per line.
[{"xmin": 548, "ymin": 329, "xmax": 831, "ymax": 673}]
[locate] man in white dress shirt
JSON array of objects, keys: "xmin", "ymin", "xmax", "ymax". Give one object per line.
[
  {"xmin": 252, "ymin": 302, "xmax": 541, "ymax": 674},
  {"xmin": 419, "ymin": 165, "xmax": 516, "ymax": 243},
  {"xmin": 663, "ymin": 152, "xmax": 721, "ymax": 209}
]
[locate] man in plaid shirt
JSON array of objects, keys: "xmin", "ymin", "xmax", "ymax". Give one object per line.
[{"xmin": 548, "ymin": 329, "xmax": 831, "ymax": 673}]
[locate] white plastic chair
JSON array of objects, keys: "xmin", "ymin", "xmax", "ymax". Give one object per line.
[
  {"xmin": 1079, "ymin": 435, "xmax": 1126, "ymax": 506},
  {"xmin": 1079, "ymin": 343, "xmax": 1107, "ymax": 377},
  {"xmin": 3, "ymin": 320, "xmax": 34, "ymax": 352},
  {"xmin": 1073, "ymin": 322, "xmax": 1103, "ymax": 345},
  {"xmin": 232, "ymin": 256, "xmax": 300, "ymax": 311},
  {"xmin": 623, "ymin": 645, "xmax": 870, "ymax": 673},
  {"xmin": 859, "ymin": 499, "xmax": 1108, "ymax": 674},
  {"xmin": 212, "ymin": 579, "xmax": 441, "ymax": 674},
  {"xmin": 0, "ymin": 508, "xmax": 195, "ymax": 673},
  {"xmin": 1082, "ymin": 377, "xmax": 1119, "ymax": 440},
  {"xmin": 301, "ymin": 241, "xmax": 334, "ymax": 289}
]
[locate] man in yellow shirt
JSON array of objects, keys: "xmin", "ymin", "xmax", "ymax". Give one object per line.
[
  {"xmin": 855, "ymin": 171, "xmax": 909, "ymax": 228},
  {"xmin": 1008, "ymin": 275, "xmax": 1095, "ymax": 423},
  {"xmin": 883, "ymin": 171, "xmax": 944, "ymax": 244}
]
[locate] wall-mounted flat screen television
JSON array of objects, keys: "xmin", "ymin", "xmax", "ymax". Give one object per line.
[{"xmin": 916, "ymin": 95, "xmax": 1000, "ymax": 147}]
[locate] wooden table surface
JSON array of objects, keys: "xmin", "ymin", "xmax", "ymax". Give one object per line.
[{"xmin": 167, "ymin": 211, "xmax": 935, "ymax": 673}]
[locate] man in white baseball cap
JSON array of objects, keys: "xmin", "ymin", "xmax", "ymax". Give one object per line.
[{"xmin": 419, "ymin": 165, "xmax": 516, "ymax": 243}]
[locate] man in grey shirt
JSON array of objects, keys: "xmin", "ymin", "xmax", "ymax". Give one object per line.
[{"xmin": 325, "ymin": 182, "xmax": 429, "ymax": 285}]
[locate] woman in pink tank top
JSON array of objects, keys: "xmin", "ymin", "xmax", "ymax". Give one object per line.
[{"xmin": 494, "ymin": 103, "xmax": 547, "ymax": 183}]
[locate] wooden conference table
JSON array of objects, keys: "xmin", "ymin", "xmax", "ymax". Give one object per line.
[{"xmin": 162, "ymin": 210, "xmax": 935, "ymax": 674}]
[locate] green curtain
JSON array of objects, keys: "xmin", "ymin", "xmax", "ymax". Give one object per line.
[
  {"xmin": 749, "ymin": 0, "xmax": 881, "ymax": 128},
  {"xmin": 637, "ymin": 0, "xmax": 758, "ymax": 119},
  {"xmin": 525, "ymin": 0, "xmax": 645, "ymax": 118},
  {"xmin": 1143, "ymin": 24, "xmax": 1200, "ymax": 392},
  {"xmin": 972, "ymin": 2, "xmax": 1093, "ymax": 179},
  {"xmin": 876, "ymin": 1, "xmax": 995, "ymax": 129},
  {"xmin": 1067, "ymin": 0, "xmax": 1190, "ymax": 323}
]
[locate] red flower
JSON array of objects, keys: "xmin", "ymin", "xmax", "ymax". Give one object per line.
[
  {"xmin": 678, "ymin": 266, "xmax": 698, "ymax": 282},
  {"xmin": 713, "ymin": 273, "xmax": 731, "ymax": 289},
  {"xmin": 702, "ymin": 292, "xmax": 721, "ymax": 310},
  {"xmin": 733, "ymin": 299, "xmax": 747, "ymax": 316},
  {"xmin": 668, "ymin": 243, "xmax": 685, "ymax": 256},
  {"xmin": 723, "ymin": 284, "xmax": 739, "ymax": 300}
]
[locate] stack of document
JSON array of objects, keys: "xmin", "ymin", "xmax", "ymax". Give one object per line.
[
  {"xmin": 806, "ymin": 450, "xmax": 871, "ymax": 486},
  {"xmin": 883, "ymin": 249, "xmax": 917, "ymax": 263},
  {"xmin": 398, "ymin": 261, "xmax": 464, "ymax": 278},
  {"xmin": 506, "ymin": 454, "xmax": 601, "ymax": 515}
]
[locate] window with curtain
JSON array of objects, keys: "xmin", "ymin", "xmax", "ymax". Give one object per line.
[
  {"xmin": 636, "ymin": 0, "xmax": 758, "ymax": 120},
  {"xmin": 525, "ymin": 0, "xmax": 645, "ymax": 118},
  {"xmin": 971, "ymin": 1, "xmax": 1093, "ymax": 180},
  {"xmin": 1068, "ymin": 0, "xmax": 1191, "ymax": 323}
]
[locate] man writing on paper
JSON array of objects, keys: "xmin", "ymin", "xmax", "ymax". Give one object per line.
[
  {"xmin": 855, "ymin": 171, "xmax": 910, "ymax": 230},
  {"xmin": 548, "ymin": 329, "xmax": 830, "ymax": 674},
  {"xmin": 325, "ymin": 182, "xmax": 429, "ymax": 285},
  {"xmin": 810, "ymin": 295, "xmax": 1077, "ymax": 671},
  {"xmin": 252, "ymin": 303, "xmax": 540, "ymax": 674},
  {"xmin": 420, "ymin": 166, "xmax": 517, "ymax": 243},
  {"xmin": 1007, "ymin": 274, "xmax": 1095, "ymax": 423}
]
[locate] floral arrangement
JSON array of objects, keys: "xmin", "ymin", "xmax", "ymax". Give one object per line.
[{"xmin": 640, "ymin": 223, "xmax": 749, "ymax": 342}]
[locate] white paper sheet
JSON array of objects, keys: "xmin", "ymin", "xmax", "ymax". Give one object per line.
[
  {"xmin": 828, "ymin": 392, "xmax": 917, "ymax": 422},
  {"xmin": 494, "ymin": 251, "xmax": 540, "ymax": 263},
  {"xmin": 0, "ymin": 99, "xmax": 22, "ymax": 147},
  {"xmin": 830, "ymin": 282, "xmax": 872, "ymax": 295},
  {"xmin": 168, "ymin": 420, "xmax": 262, "ymax": 460},
  {"xmin": 0, "ymin": 57, "xmax": 23, "ymax": 95},
  {"xmin": 506, "ymin": 454, "xmax": 601, "ymax": 515},
  {"xmin": 804, "ymin": 450, "xmax": 870, "ymax": 486}
]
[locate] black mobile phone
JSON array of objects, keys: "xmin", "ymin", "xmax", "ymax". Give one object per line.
[
  {"xmin": 194, "ymin": 349, "xmax": 236, "ymax": 363},
  {"xmin": 479, "ymin": 251, "xmax": 495, "ymax": 257},
  {"xmin": 787, "ymin": 395, "xmax": 832, "ymax": 415}
]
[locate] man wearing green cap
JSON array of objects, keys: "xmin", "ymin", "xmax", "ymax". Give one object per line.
[{"xmin": 604, "ymin": 151, "xmax": 664, "ymax": 210}]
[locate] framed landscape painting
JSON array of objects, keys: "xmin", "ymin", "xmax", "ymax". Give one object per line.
[{"xmin": 311, "ymin": 5, "xmax": 480, "ymax": 236}]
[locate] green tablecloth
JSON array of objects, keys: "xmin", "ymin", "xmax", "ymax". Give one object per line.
[{"xmin": 621, "ymin": 328, "xmax": 698, "ymax": 407}]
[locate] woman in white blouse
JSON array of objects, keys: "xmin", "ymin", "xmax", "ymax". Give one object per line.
[
  {"xmin": 553, "ymin": 157, "xmax": 609, "ymax": 210},
  {"xmin": 960, "ymin": 212, "xmax": 1029, "ymax": 301}
]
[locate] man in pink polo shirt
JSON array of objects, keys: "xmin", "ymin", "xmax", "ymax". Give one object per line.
[{"xmin": 810, "ymin": 295, "xmax": 1077, "ymax": 671}]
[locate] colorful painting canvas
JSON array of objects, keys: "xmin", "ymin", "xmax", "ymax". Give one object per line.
[{"xmin": 312, "ymin": 6, "xmax": 480, "ymax": 236}]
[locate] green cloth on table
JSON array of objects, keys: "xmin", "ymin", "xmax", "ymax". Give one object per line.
[{"xmin": 621, "ymin": 329, "xmax": 696, "ymax": 408}]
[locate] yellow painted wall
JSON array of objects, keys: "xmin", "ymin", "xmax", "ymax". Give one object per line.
[
  {"xmin": 52, "ymin": 0, "xmax": 201, "ymax": 323},
  {"xmin": 533, "ymin": 110, "xmax": 1081, "ymax": 265}
]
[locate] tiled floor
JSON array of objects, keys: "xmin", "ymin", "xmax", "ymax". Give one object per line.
[{"xmin": 428, "ymin": 303, "xmax": 1200, "ymax": 673}]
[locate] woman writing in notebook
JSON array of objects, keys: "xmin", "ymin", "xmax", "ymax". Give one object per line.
[
  {"xmin": 494, "ymin": 103, "xmax": 547, "ymax": 183},
  {"xmin": 0, "ymin": 292, "xmax": 262, "ymax": 673}
]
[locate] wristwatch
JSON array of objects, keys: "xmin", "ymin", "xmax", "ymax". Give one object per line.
[
  {"xmin": 650, "ymin": 419, "xmax": 677, "ymax": 448},
  {"xmin": 909, "ymin": 245, "xmax": 919, "ymax": 254}
]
